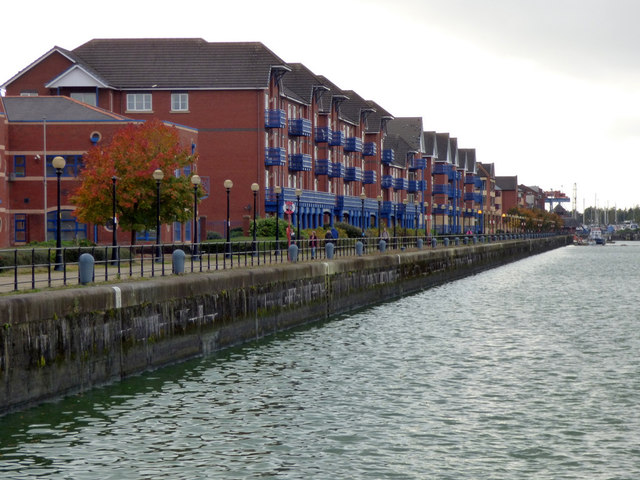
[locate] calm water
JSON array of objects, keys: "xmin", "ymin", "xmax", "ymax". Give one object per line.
[{"xmin": 1, "ymin": 242, "xmax": 640, "ymax": 479}]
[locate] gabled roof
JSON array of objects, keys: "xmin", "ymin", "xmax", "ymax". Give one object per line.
[
  {"xmin": 496, "ymin": 176, "xmax": 518, "ymax": 190},
  {"xmin": 382, "ymin": 133, "xmax": 413, "ymax": 168},
  {"xmin": 1, "ymin": 46, "xmax": 78, "ymax": 90},
  {"xmin": 477, "ymin": 162, "xmax": 495, "ymax": 178},
  {"xmin": 341, "ymin": 90, "xmax": 379, "ymax": 133},
  {"xmin": 70, "ymin": 38, "xmax": 289, "ymax": 90},
  {"xmin": 366, "ymin": 100, "xmax": 394, "ymax": 133},
  {"xmin": 386, "ymin": 117, "xmax": 424, "ymax": 153},
  {"xmin": 435, "ymin": 133, "xmax": 451, "ymax": 164},
  {"xmin": 460, "ymin": 148, "xmax": 476, "ymax": 173},
  {"xmin": 315, "ymin": 75, "xmax": 352, "ymax": 123},
  {"xmin": 422, "ymin": 131, "xmax": 438, "ymax": 158},
  {"xmin": 0, "ymin": 96, "xmax": 131, "ymax": 122},
  {"xmin": 281, "ymin": 63, "xmax": 328, "ymax": 106},
  {"xmin": 450, "ymin": 137, "xmax": 460, "ymax": 168}
]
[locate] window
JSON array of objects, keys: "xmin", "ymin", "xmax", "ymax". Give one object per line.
[
  {"xmin": 171, "ymin": 93, "xmax": 188, "ymax": 111},
  {"xmin": 46, "ymin": 155, "xmax": 83, "ymax": 177},
  {"xmin": 20, "ymin": 90, "xmax": 38, "ymax": 96},
  {"xmin": 127, "ymin": 93, "xmax": 152, "ymax": 111},
  {"xmin": 13, "ymin": 156, "xmax": 26, "ymax": 177},
  {"xmin": 70, "ymin": 92, "xmax": 97, "ymax": 106},
  {"xmin": 14, "ymin": 214, "xmax": 27, "ymax": 243},
  {"xmin": 47, "ymin": 210, "xmax": 87, "ymax": 241}
]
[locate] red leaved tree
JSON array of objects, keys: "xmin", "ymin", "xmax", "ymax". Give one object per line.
[{"xmin": 73, "ymin": 119, "xmax": 198, "ymax": 244}]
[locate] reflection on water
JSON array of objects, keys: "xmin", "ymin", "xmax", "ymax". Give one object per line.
[{"xmin": 1, "ymin": 243, "xmax": 639, "ymax": 478}]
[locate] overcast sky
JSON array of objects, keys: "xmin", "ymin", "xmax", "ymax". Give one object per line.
[{"xmin": 3, "ymin": 0, "xmax": 640, "ymax": 210}]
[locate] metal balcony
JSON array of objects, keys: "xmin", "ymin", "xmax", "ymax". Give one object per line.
[
  {"xmin": 315, "ymin": 126, "xmax": 332, "ymax": 143},
  {"xmin": 315, "ymin": 159, "xmax": 329, "ymax": 175},
  {"xmin": 344, "ymin": 137, "xmax": 363, "ymax": 153},
  {"xmin": 381, "ymin": 175, "xmax": 394, "ymax": 189},
  {"xmin": 363, "ymin": 142, "xmax": 377, "ymax": 156},
  {"xmin": 288, "ymin": 118, "xmax": 312, "ymax": 136},
  {"xmin": 409, "ymin": 158, "xmax": 426, "ymax": 170},
  {"xmin": 362, "ymin": 170, "xmax": 377, "ymax": 184},
  {"xmin": 393, "ymin": 178, "xmax": 408, "ymax": 190},
  {"xmin": 265, "ymin": 147, "xmax": 286, "ymax": 166},
  {"xmin": 288, "ymin": 153, "xmax": 312, "ymax": 171},
  {"xmin": 328, "ymin": 162, "xmax": 344, "ymax": 178},
  {"xmin": 382, "ymin": 149, "xmax": 394, "ymax": 164},
  {"xmin": 329, "ymin": 131, "xmax": 344, "ymax": 147},
  {"xmin": 344, "ymin": 166, "xmax": 363, "ymax": 182},
  {"xmin": 264, "ymin": 109, "xmax": 286, "ymax": 128}
]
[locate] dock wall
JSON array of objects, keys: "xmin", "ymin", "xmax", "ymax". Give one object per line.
[{"xmin": 0, "ymin": 236, "xmax": 570, "ymax": 414}]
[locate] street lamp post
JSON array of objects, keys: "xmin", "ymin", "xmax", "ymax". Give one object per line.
[
  {"xmin": 424, "ymin": 202, "xmax": 429, "ymax": 240},
  {"xmin": 251, "ymin": 183, "xmax": 259, "ymax": 256},
  {"xmin": 52, "ymin": 156, "xmax": 66, "ymax": 270},
  {"xmin": 152, "ymin": 169, "xmax": 164, "ymax": 262},
  {"xmin": 191, "ymin": 174, "xmax": 201, "ymax": 259},
  {"xmin": 393, "ymin": 201, "xmax": 397, "ymax": 248},
  {"xmin": 224, "ymin": 179, "xmax": 233, "ymax": 257},
  {"xmin": 360, "ymin": 190, "xmax": 366, "ymax": 237},
  {"xmin": 274, "ymin": 186, "xmax": 281, "ymax": 256},
  {"xmin": 295, "ymin": 188, "xmax": 302, "ymax": 243},
  {"xmin": 377, "ymin": 194, "xmax": 383, "ymax": 237},
  {"xmin": 414, "ymin": 200, "xmax": 418, "ymax": 236},
  {"xmin": 111, "ymin": 175, "xmax": 118, "ymax": 264}
]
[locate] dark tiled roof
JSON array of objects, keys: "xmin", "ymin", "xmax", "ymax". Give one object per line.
[
  {"xmin": 382, "ymin": 133, "xmax": 412, "ymax": 167},
  {"xmin": 460, "ymin": 148, "xmax": 476, "ymax": 173},
  {"xmin": 386, "ymin": 117, "xmax": 424, "ymax": 152},
  {"xmin": 436, "ymin": 133, "xmax": 450, "ymax": 163},
  {"xmin": 450, "ymin": 137, "xmax": 460, "ymax": 168},
  {"xmin": 341, "ymin": 90, "xmax": 379, "ymax": 133},
  {"xmin": 366, "ymin": 100, "xmax": 394, "ymax": 133},
  {"xmin": 315, "ymin": 75, "xmax": 352, "ymax": 121},
  {"xmin": 71, "ymin": 39, "xmax": 288, "ymax": 89},
  {"xmin": 496, "ymin": 176, "xmax": 518, "ymax": 190},
  {"xmin": 423, "ymin": 131, "xmax": 438, "ymax": 158},
  {"xmin": 477, "ymin": 162, "xmax": 495, "ymax": 178},
  {"xmin": 1, "ymin": 96, "xmax": 130, "ymax": 122},
  {"xmin": 281, "ymin": 63, "xmax": 326, "ymax": 105}
]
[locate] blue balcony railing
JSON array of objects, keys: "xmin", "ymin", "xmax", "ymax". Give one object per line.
[
  {"xmin": 464, "ymin": 174, "xmax": 477, "ymax": 185},
  {"xmin": 265, "ymin": 109, "xmax": 286, "ymax": 128},
  {"xmin": 315, "ymin": 159, "xmax": 329, "ymax": 175},
  {"xmin": 409, "ymin": 158, "xmax": 426, "ymax": 170},
  {"xmin": 315, "ymin": 126, "xmax": 332, "ymax": 143},
  {"xmin": 344, "ymin": 166, "xmax": 363, "ymax": 182},
  {"xmin": 382, "ymin": 149, "xmax": 395, "ymax": 164},
  {"xmin": 432, "ymin": 184, "xmax": 450, "ymax": 196},
  {"xmin": 288, "ymin": 153, "xmax": 312, "ymax": 171},
  {"xmin": 393, "ymin": 178, "xmax": 408, "ymax": 190},
  {"xmin": 363, "ymin": 170, "xmax": 377, "ymax": 184},
  {"xmin": 363, "ymin": 142, "xmax": 377, "ymax": 156},
  {"xmin": 328, "ymin": 162, "xmax": 344, "ymax": 178},
  {"xmin": 265, "ymin": 147, "xmax": 286, "ymax": 166},
  {"xmin": 344, "ymin": 137, "xmax": 363, "ymax": 153},
  {"xmin": 464, "ymin": 192, "xmax": 483, "ymax": 203},
  {"xmin": 288, "ymin": 118, "xmax": 312, "ymax": 136},
  {"xmin": 408, "ymin": 180, "xmax": 426, "ymax": 193},
  {"xmin": 329, "ymin": 131, "xmax": 344, "ymax": 147},
  {"xmin": 381, "ymin": 175, "xmax": 394, "ymax": 189}
]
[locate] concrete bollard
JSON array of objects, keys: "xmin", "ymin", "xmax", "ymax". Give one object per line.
[
  {"xmin": 463, "ymin": 237, "xmax": 468, "ymax": 245},
  {"xmin": 355, "ymin": 241, "xmax": 363, "ymax": 256},
  {"xmin": 379, "ymin": 239, "xmax": 387, "ymax": 252},
  {"xmin": 417, "ymin": 238, "xmax": 423, "ymax": 249},
  {"xmin": 472, "ymin": 236, "xmax": 478, "ymax": 244},
  {"xmin": 325, "ymin": 242, "xmax": 334, "ymax": 259},
  {"xmin": 172, "ymin": 249, "xmax": 186, "ymax": 274},
  {"xmin": 78, "ymin": 253, "xmax": 94, "ymax": 285},
  {"xmin": 288, "ymin": 244, "xmax": 299, "ymax": 262},
  {"xmin": 431, "ymin": 238, "xmax": 437, "ymax": 248},
  {"xmin": 454, "ymin": 237, "xmax": 460, "ymax": 246},
  {"xmin": 444, "ymin": 237, "xmax": 450, "ymax": 247}
]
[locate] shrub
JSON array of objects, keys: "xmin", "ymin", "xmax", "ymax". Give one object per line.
[{"xmin": 207, "ymin": 231, "xmax": 222, "ymax": 240}]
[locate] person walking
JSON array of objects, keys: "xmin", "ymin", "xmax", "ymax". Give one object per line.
[{"xmin": 310, "ymin": 230, "xmax": 318, "ymax": 259}]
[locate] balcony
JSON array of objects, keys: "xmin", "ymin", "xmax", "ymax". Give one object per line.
[
  {"xmin": 315, "ymin": 126, "xmax": 332, "ymax": 143},
  {"xmin": 329, "ymin": 131, "xmax": 344, "ymax": 147},
  {"xmin": 344, "ymin": 166, "xmax": 363, "ymax": 182},
  {"xmin": 433, "ymin": 163, "xmax": 455, "ymax": 180},
  {"xmin": 464, "ymin": 192, "xmax": 483, "ymax": 203},
  {"xmin": 344, "ymin": 137, "xmax": 363, "ymax": 153},
  {"xmin": 393, "ymin": 178, "xmax": 408, "ymax": 190},
  {"xmin": 432, "ymin": 184, "xmax": 450, "ymax": 196},
  {"xmin": 362, "ymin": 170, "xmax": 377, "ymax": 184},
  {"xmin": 288, "ymin": 118, "xmax": 312, "ymax": 136},
  {"xmin": 408, "ymin": 180, "xmax": 426, "ymax": 193},
  {"xmin": 464, "ymin": 174, "xmax": 477, "ymax": 185},
  {"xmin": 288, "ymin": 153, "xmax": 312, "ymax": 171},
  {"xmin": 382, "ymin": 149, "xmax": 395, "ymax": 165},
  {"xmin": 265, "ymin": 147, "xmax": 286, "ymax": 166},
  {"xmin": 409, "ymin": 158, "xmax": 426, "ymax": 170},
  {"xmin": 264, "ymin": 109, "xmax": 286, "ymax": 128},
  {"xmin": 315, "ymin": 159, "xmax": 329, "ymax": 175},
  {"xmin": 328, "ymin": 162, "xmax": 344, "ymax": 178},
  {"xmin": 381, "ymin": 175, "xmax": 394, "ymax": 189},
  {"xmin": 363, "ymin": 142, "xmax": 377, "ymax": 156}
]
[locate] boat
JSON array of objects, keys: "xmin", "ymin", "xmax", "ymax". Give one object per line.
[{"xmin": 588, "ymin": 227, "xmax": 606, "ymax": 245}]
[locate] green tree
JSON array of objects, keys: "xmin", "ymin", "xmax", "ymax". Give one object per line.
[{"xmin": 72, "ymin": 119, "xmax": 198, "ymax": 244}]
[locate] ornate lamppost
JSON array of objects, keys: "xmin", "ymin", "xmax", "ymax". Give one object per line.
[
  {"xmin": 295, "ymin": 188, "xmax": 302, "ymax": 243},
  {"xmin": 274, "ymin": 186, "xmax": 281, "ymax": 256},
  {"xmin": 152, "ymin": 169, "xmax": 164, "ymax": 262},
  {"xmin": 224, "ymin": 179, "xmax": 233, "ymax": 257},
  {"xmin": 111, "ymin": 175, "xmax": 118, "ymax": 264},
  {"xmin": 52, "ymin": 156, "xmax": 66, "ymax": 270},
  {"xmin": 251, "ymin": 183, "xmax": 259, "ymax": 256},
  {"xmin": 360, "ymin": 190, "xmax": 366, "ymax": 237},
  {"xmin": 191, "ymin": 174, "xmax": 201, "ymax": 259},
  {"xmin": 377, "ymin": 194, "xmax": 383, "ymax": 237}
]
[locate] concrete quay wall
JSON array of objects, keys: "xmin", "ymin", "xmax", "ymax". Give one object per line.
[{"xmin": 0, "ymin": 236, "xmax": 570, "ymax": 415}]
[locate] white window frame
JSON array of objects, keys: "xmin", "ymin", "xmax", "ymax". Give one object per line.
[
  {"xmin": 127, "ymin": 93, "xmax": 152, "ymax": 112},
  {"xmin": 171, "ymin": 93, "xmax": 189, "ymax": 112},
  {"xmin": 70, "ymin": 92, "xmax": 97, "ymax": 106}
]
